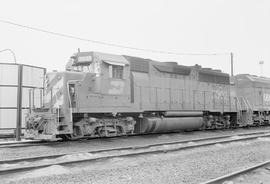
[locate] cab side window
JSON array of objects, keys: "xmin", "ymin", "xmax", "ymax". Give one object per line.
[{"xmin": 109, "ymin": 65, "xmax": 123, "ymax": 79}]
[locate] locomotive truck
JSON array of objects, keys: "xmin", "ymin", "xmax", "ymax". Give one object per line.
[{"xmin": 25, "ymin": 51, "xmax": 270, "ymax": 140}]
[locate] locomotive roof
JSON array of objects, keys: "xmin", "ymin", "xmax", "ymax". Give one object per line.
[
  {"xmin": 70, "ymin": 51, "xmax": 230, "ymax": 84},
  {"xmin": 123, "ymin": 55, "xmax": 150, "ymax": 73},
  {"xmin": 197, "ymin": 67, "xmax": 229, "ymax": 77},
  {"xmin": 234, "ymin": 74, "xmax": 270, "ymax": 85},
  {"xmin": 123, "ymin": 54, "xmax": 228, "ymax": 76},
  {"xmin": 71, "ymin": 51, "xmax": 130, "ymax": 66},
  {"xmin": 153, "ymin": 64, "xmax": 191, "ymax": 75},
  {"xmin": 124, "ymin": 54, "xmax": 230, "ymax": 84},
  {"xmin": 95, "ymin": 52, "xmax": 129, "ymax": 66}
]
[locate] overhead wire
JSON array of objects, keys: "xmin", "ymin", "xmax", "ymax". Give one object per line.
[{"xmin": 0, "ymin": 19, "xmax": 230, "ymax": 56}]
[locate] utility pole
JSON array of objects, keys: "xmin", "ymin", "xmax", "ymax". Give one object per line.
[
  {"xmin": 16, "ymin": 64, "xmax": 23, "ymax": 141},
  {"xmin": 230, "ymin": 52, "xmax": 234, "ymax": 76},
  {"xmin": 259, "ymin": 60, "xmax": 264, "ymax": 76}
]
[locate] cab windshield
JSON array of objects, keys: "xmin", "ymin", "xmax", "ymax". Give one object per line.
[{"xmin": 66, "ymin": 57, "xmax": 100, "ymax": 76}]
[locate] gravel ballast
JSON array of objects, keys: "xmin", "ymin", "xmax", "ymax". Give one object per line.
[{"xmin": 2, "ymin": 136, "xmax": 270, "ymax": 184}]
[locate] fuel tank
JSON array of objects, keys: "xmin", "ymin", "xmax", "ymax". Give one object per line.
[
  {"xmin": 137, "ymin": 117, "xmax": 204, "ymax": 133},
  {"xmin": 164, "ymin": 111, "xmax": 203, "ymax": 117}
]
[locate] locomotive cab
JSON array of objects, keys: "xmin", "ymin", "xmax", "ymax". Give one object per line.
[
  {"xmin": 65, "ymin": 52, "xmax": 134, "ymax": 138},
  {"xmin": 69, "ymin": 52, "xmax": 132, "ymax": 113}
]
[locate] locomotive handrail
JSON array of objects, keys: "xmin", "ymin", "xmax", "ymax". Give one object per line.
[
  {"xmin": 243, "ymin": 96, "xmax": 253, "ymax": 110},
  {"xmin": 242, "ymin": 96, "xmax": 249, "ymax": 110},
  {"xmin": 236, "ymin": 97, "xmax": 242, "ymax": 111},
  {"xmin": 246, "ymin": 98, "xmax": 253, "ymax": 110},
  {"xmin": 28, "ymin": 88, "xmax": 44, "ymax": 110}
]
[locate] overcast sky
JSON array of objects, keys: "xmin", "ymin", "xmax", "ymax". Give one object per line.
[{"xmin": 0, "ymin": 0, "xmax": 269, "ymax": 77}]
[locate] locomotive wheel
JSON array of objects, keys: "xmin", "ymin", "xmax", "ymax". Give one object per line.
[
  {"xmin": 98, "ymin": 129, "xmax": 107, "ymax": 137},
  {"xmin": 96, "ymin": 126, "xmax": 118, "ymax": 137},
  {"xmin": 63, "ymin": 126, "xmax": 84, "ymax": 140},
  {"xmin": 116, "ymin": 126, "xmax": 124, "ymax": 135}
]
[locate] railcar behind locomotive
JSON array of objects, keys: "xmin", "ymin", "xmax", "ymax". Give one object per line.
[
  {"xmin": 25, "ymin": 51, "xmax": 269, "ymax": 140},
  {"xmin": 233, "ymin": 74, "xmax": 270, "ymax": 125}
]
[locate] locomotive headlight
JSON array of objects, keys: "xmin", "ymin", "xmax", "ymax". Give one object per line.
[{"xmin": 77, "ymin": 55, "xmax": 93, "ymax": 62}]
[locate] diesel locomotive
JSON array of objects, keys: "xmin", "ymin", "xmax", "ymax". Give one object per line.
[{"xmin": 25, "ymin": 51, "xmax": 270, "ymax": 140}]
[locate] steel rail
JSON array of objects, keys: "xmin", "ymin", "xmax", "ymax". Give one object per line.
[
  {"xmin": 0, "ymin": 132, "xmax": 270, "ymax": 175},
  {"xmin": 0, "ymin": 140, "xmax": 45, "ymax": 146},
  {"xmin": 200, "ymin": 160, "xmax": 270, "ymax": 184},
  {"xmin": 0, "ymin": 129, "xmax": 269, "ymax": 149},
  {"xmin": 0, "ymin": 130, "xmax": 268, "ymax": 163},
  {"xmin": 0, "ymin": 140, "xmax": 61, "ymax": 149}
]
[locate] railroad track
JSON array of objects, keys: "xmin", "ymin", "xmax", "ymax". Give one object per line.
[
  {"xmin": 0, "ymin": 128, "xmax": 269, "ymax": 149},
  {"xmin": 0, "ymin": 140, "xmax": 58, "ymax": 148},
  {"xmin": 1, "ymin": 131, "xmax": 270, "ymax": 175},
  {"xmin": 201, "ymin": 160, "xmax": 270, "ymax": 184}
]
